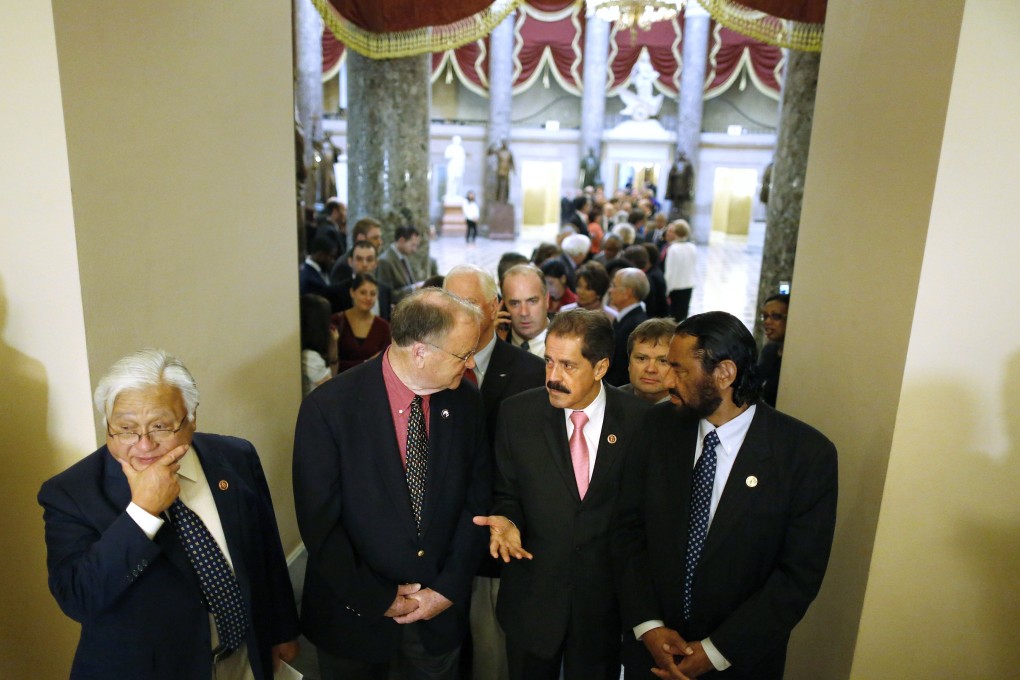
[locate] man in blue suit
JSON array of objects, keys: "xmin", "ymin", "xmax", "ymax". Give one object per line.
[{"xmin": 38, "ymin": 349, "xmax": 299, "ymax": 680}]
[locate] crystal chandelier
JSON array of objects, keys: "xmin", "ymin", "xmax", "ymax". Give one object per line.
[{"xmin": 587, "ymin": 0, "xmax": 686, "ymax": 31}]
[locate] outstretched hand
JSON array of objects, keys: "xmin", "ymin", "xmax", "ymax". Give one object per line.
[{"xmin": 472, "ymin": 515, "xmax": 533, "ymax": 562}]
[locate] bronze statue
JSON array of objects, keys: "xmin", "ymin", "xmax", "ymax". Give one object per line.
[
  {"xmin": 488, "ymin": 139, "xmax": 515, "ymax": 203},
  {"xmin": 579, "ymin": 147, "xmax": 601, "ymax": 189},
  {"xmin": 666, "ymin": 152, "xmax": 695, "ymax": 220}
]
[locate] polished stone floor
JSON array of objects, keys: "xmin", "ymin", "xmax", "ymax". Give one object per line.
[{"xmin": 431, "ymin": 222, "xmax": 764, "ymax": 328}]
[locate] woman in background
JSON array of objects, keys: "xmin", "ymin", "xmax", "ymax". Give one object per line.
[
  {"xmin": 663, "ymin": 219, "xmax": 697, "ymax": 321},
  {"xmin": 333, "ymin": 273, "xmax": 391, "ymax": 373},
  {"xmin": 300, "ymin": 294, "xmax": 338, "ymax": 397}
]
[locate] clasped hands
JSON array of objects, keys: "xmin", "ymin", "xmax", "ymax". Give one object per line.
[
  {"xmin": 384, "ymin": 583, "xmax": 452, "ymax": 624},
  {"xmin": 641, "ymin": 626, "xmax": 714, "ymax": 680}
]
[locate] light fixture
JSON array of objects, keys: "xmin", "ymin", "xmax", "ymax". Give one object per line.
[{"xmin": 587, "ymin": 0, "xmax": 685, "ymax": 32}]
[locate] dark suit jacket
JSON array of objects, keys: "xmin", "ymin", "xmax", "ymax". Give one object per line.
[
  {"xmin": 493, "ymin": 385, "xmax": 649, "ymax": 661},
  {"xmin": 327, "ymin": 277, "xmax": 393, "ymax": 320},
  {"xmin": 645, "ymin": 268, "xmax": 669, "ymax": 319},
  {"xmin": 567, "ymin": 212, "xmax": 590, "ymax": 238},
  {"xmin": 38, "ymin": 434, "xmax": 299, "ymax": 680},
  {"xmin": 292, "ymin": 355, "xmax": 491, "ymax": 662},
  {"xmin": 476, "ymin": 340, "xmax": 546, "ymax": 578},
  {"xmin": 299, "ymin": 261, "xmax": 331, "ymax": 298},
  {"xmin": 376, "ymin": 246, "xmax": 417, "ymax": 304},
  {"xmin": 613, "ymin": 403, "xmax": 838, "ymax": 679},
  {"xmin": 606, "ymin": 306, "xmax": 648, "ymax": 387}
]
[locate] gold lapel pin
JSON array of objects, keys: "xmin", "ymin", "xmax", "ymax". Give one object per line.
[
  {"xmin": 607, "ymin": 434, "xmax": 617, "ymax": 444},
  {"xmin": 745, "ymin": 476, "xmax": 758, "ymax": 488},
  {"xmin": 441, "ymin": 409, "xmax": 450, "ymax": 419},
  {"xmin": 218, "ymin": 480, "xmax": 229, "ymax": 491}
]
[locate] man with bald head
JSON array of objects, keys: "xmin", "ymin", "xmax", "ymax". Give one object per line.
[
  {"xmin": 444, "ymin": 265, "xmax": 545, "ymax": 680},
  {"xmin": 294, "ymin": 288, "xmax": 492, "ymax": 680}
]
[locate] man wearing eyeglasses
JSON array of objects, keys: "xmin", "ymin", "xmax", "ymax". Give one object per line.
[
  {"xmin": 293, "ymin": 287, "xmax": 491, "ymax": 680},
  {"xmin": 38, "ymin": 349, "xmax": 299, "ymax": 680}
]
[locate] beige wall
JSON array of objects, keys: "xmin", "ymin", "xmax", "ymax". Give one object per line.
[
  {"xmin": 783, "ymin": 0, "xmax": 1020, "ymax": 677},
  {"xmin": 0, "ymin": 4, "xmax": 98, "ymax": 676},
  {"xmin": 1, "ymin": 2, "xmax": 300, "ymax": 675}
]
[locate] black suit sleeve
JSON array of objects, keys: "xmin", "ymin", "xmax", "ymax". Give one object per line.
[
  {"xmin": 612, "ymin": 413, "xmax": 665, "ymax": 628},
  {"xmin": 292, "ymin": 396, "xmax": 397, "ymax": 617},
  {"xmin": 490, "ymin": 401, "xmax": 526, "ymax": 532},
  {"xmin": 39, "ymin": 480, "xmax": 163, "ymax": 622},
  {"xmin": 710, "ymin": 432, "xmax": 838, "ymax": 669}
]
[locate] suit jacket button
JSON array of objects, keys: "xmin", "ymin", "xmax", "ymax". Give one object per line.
[{"xmin": 417, "ymin": 549, "xmax": 425, "ymax": 557}]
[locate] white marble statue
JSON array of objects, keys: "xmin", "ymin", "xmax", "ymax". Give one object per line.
[
  {"xmin": 444, "ymin": 135, "xmax": 466, "ymax": 201},
  {"xmin": 619, "ymin": 52, "xmax": 664, "ymax": 121}
]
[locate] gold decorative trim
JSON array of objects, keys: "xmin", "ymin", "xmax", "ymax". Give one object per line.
[
  {"xmin": 313, "ymin": 0, "xmax": 523, "ymax": 59},
  {"xmin": 696, "ymin": 0, "xmax": 823, "ymax": 53}
]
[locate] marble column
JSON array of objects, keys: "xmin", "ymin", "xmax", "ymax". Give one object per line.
[
  {"xmin": 754, "ymin": 49, "xmax": 821, "ymax": 341},
  {"xmin": 580, "ymin": 15, "xmax": 610, "ymax": 162},
  {"xmin": 347, "ymin": 51, "xmax": 432, "ymax": 270},
  {"xmin": 485, "ymin": 11, "xmax": 516, "ymax": 235},
  {"xmin": 677, "ymin": 2, "xmax": 710, "ymax": 241},
  {"xmin": 294, "ymin": 0, "xmax": 323, "ymax": 209}
]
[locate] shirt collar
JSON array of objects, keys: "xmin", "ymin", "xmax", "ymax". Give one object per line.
[
  {"xmin": 304, "ymin": 257, "xmax": 323, "ymax": 273},
  {"xmin": 617, "ymin": 302, "xmax": 641, "ymax": 318},
  {"xmin": 572, "ymin": 379, "xmax": 606, "ymax": 419},
  {"xmin": 699, "ymin": 404, "xmax": 756, "ymax": 461},
  {"xmin": 381, "ymin": 346, "xmax": 428, "ymax": 408},
  {"xmin": 511, "ymin": 325, "xmax": 548, "ymax": 349},
  {"xmin": 176, "ymin": 444, "xmax": 200, "ymax": 483},
  {"xmin": 473, "ymin": 332, "xmax": 498, "ymax": 376}
]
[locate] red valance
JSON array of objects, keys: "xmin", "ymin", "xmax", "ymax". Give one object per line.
[
  {"xmin": 323, "ymin": 1, "xmax": 784, "ymax": 101},
  {"xmin": 327, "ymin": 0, "xmax": 497, "ymax": 33}
]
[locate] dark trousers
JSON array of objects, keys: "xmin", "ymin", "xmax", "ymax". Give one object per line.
[
  {"xmin": 317, "ymin": 623, "xmax": 460, "ymax": 680},
  {"xmin": 668, "ymin": 288, "xmax": 693, "ymax": 322},
  {"xmin": 465, "ymin": 220, "xmax": 478, "ymax": 243},
  {"xmin": 506, "ymin": 634, "xmax": 620, "ymax": 680}
]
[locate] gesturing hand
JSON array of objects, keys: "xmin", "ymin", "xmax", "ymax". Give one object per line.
[
  {"xmin": 472, "ymin": 515, "xmax": 533, "ymax": 562},
  {"xmin": 117, "ymin": 444, "xmax": 188, "ymax": 515},
  {"xmin": 384, "ymin": 583, "xmax": 422, "ymax": 618}
]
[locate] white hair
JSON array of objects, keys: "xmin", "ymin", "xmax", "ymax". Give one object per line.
[
  {"xmin": 613, "ymin": 223, "xmax": 636, "ymax": 245},
  {"xmin": 561, "ymin": 234, "xmax": 592, "ymax": 259},
  {"xmin": 93, "ymin": 349, "xmax": 200, "ymax": 424},
  {"xmin": 444, "ymin": 264, "xmax": 498, "ymax": 302},
  {"xmin": 616, "ymin": 267, "xmax": 650, "ymax": 301}
]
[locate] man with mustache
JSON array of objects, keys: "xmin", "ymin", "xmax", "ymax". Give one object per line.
[
  {"xmin": 474, "ymin": 309, "xmax": 648, "ymax": 680},
  {"xmin": 612, "ymin": 311, "xmax": 838, "ymax": 679}
]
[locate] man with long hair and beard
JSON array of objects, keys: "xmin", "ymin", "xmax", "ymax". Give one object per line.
[{"xmin": 613, "ymin": 311, "xmax": 838, "ymax": 680}]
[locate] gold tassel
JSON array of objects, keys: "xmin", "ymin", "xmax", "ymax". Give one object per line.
[
  {"xmin": 313, "ymin": 0, "xmax": 523, "ymax": 59},
  {"xmin": 696, "ymin": 0, "xmax": 824, "ymax": 52}
]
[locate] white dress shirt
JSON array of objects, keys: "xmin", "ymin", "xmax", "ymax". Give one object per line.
[
  {"xmin": 511, "ymin": 326, "xmax": 547, "ymax": 359},
  {"xmin": 127, "ymin": 446, "xmax": 254, "ymax": 680},
  {"xmin": 632, "ymin": 405, "xmax": 757, "ymax": 672},
  {"xmin": 471, "ymin": 333, "xmax": 498, "ymax": 386}
]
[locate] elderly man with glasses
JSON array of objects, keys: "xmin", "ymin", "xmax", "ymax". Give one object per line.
[{"xmin": 38, "ymin": 349, "xmax": 299, "ymax": 680}]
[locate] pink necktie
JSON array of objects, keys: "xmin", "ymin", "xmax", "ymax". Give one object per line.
[{"xmin": 569, "ymin": 411, "xmax": 590, "ymax": 499}]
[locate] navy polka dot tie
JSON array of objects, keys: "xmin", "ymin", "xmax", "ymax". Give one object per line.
[
  {"xmin": 682, "ymin": 429, "xmax": 720, "ymax": 621},
  {"xmin": 169, "ymin": 498, "xmax": 249, "ymax": 651},
  {"xmin": 406, "ymin": 395, "xmax": 429, "ymax": 534}
]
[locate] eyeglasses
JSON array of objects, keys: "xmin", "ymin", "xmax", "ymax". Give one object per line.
[
  {"xmin": 760, "ymin": 313, "xmax": 787, "ymax": 322},
  {"xmin": 107, "ymin": 413, "xmax": 190, "ymax": 446},
  {"xmin": 426, "ymin": 341, "xmax": 475, "ymax": 363}
]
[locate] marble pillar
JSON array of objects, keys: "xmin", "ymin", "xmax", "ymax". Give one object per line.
[
  {"xmin": 485, "ymin": 11, "xmax": 516, "ymax": 234},
  {"xmin": 347, "ymin": 51, "xmax": 431, "ymax": 270},
  {"xmin": 294, "ymin": 0, "xmax": 323, "ymax": 209},
  {"xmin": 754, "ymin": 49, "xmax": 821, "ymax": 341},
  {"xmin": 580, "ymin": 15, "xmax": 610, "ymax": 164},
  {"xmin": 677, "ymin": 3, "xmax": 710, "ymax": 240}
]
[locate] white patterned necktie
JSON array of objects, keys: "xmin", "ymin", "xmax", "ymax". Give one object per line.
[
  {"xmin": 682, "ymin": 429, "xmax": 720, "ymax": 621},
  {"xmin": 169, "ymin": 498, "xmax": 249, "ymax": 651},
  {"xmin": 406, "ymin": 395, "xmax": 429, "ymax": 534}
]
